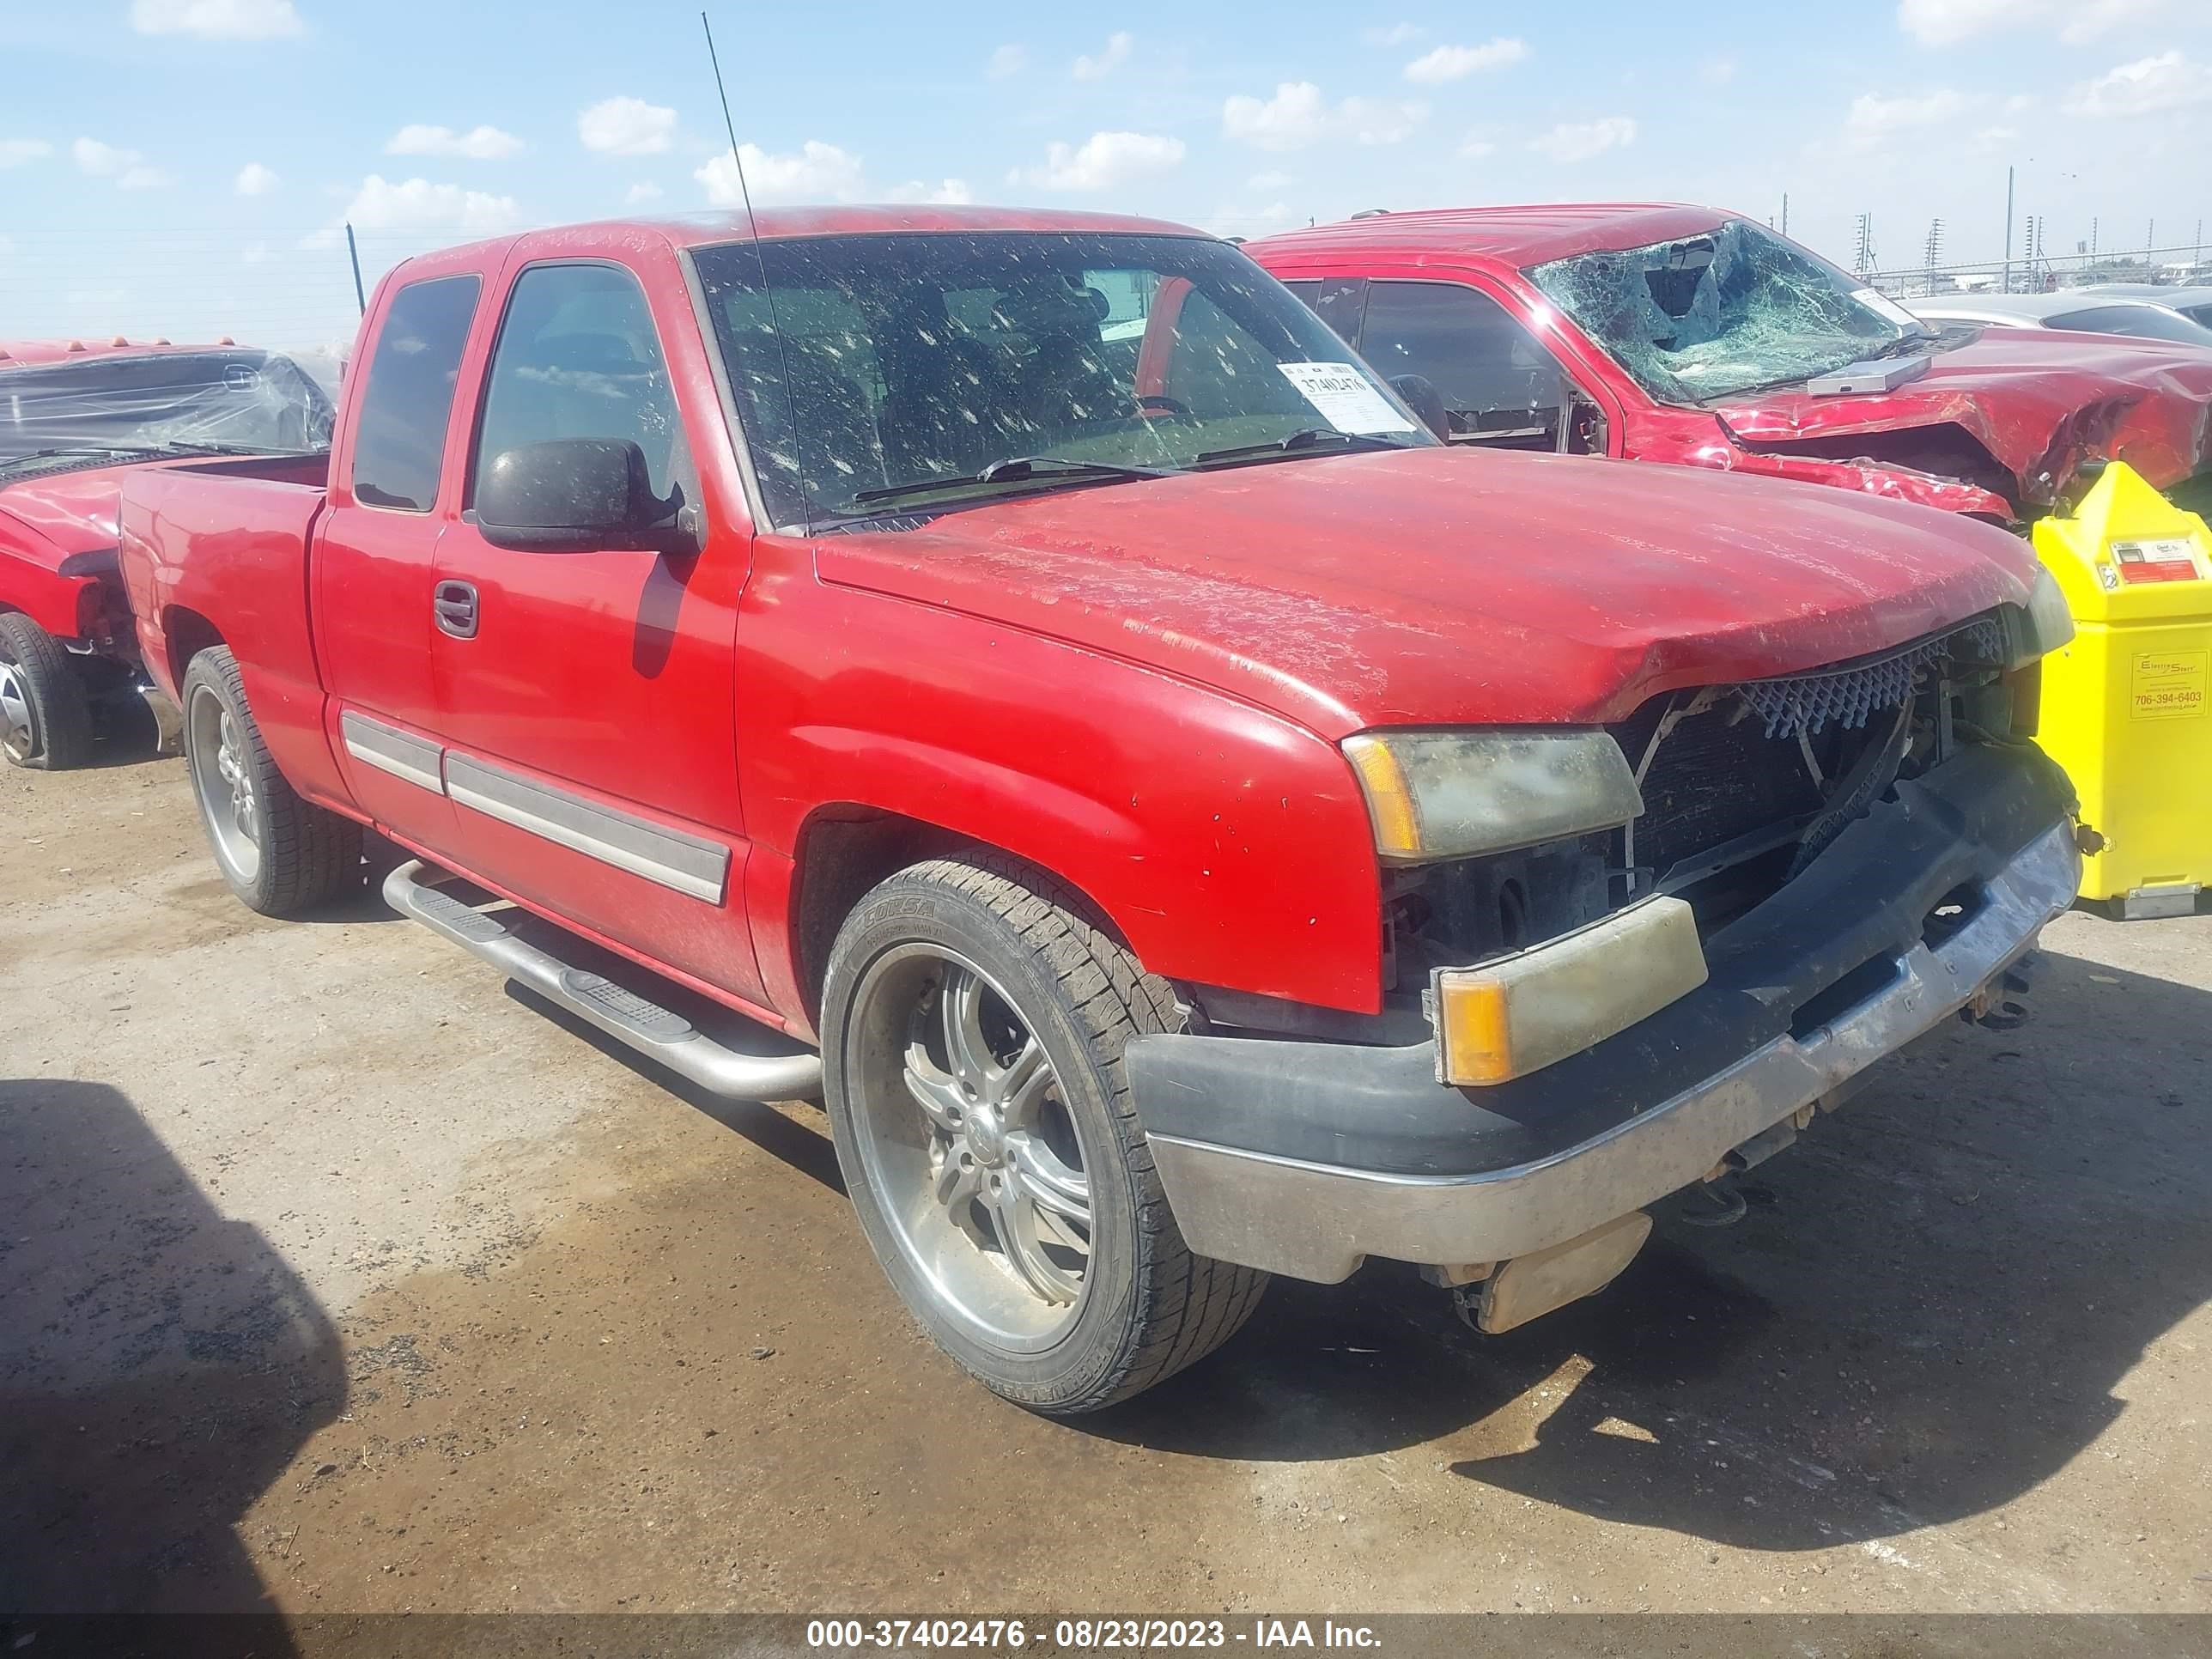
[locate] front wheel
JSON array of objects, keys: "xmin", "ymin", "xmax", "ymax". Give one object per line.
[
  {"xmin": 0, "ymin": 612, "xmax": 95, "ymax": 770},
  {"xmin": 820, "ymin": 856, "xmax": 1267, "ymax": 1413},
  {"xmin": 181, "ymin": 647, "xmax": 362, "ymax": 916}
]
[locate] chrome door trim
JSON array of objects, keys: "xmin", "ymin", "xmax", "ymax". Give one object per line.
[
  {"xmin": 341, "ymin": 710, "xmax": 447, "ymax": 794},
  {"xmin": 444, "ymin": 750, "xmax": 730, "ymax": 903}
]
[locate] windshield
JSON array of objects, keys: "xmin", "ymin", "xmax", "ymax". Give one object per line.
[
  {"xmin": 692, "ymin": 231, "xmax": 1430, "ymax": 525},
  {"xmin": 0, "ymin": 349, "xmax": 334, "ymax": 468},
  {"xmin": 1528, "ymin": 219, "xmax": 1932, "ymax": 404},
  {"xmin": 2046, "ymin": 304, "xmax": 2212, "ymax": 349}
]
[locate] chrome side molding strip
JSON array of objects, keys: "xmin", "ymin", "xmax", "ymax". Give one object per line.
[
  {"xmin": 341, "ymin": 710, "xmax": 446, "ymax": 795},
  {"xmin": 444, "ymin": 750, "xmax": 731, "ymax": 903}
]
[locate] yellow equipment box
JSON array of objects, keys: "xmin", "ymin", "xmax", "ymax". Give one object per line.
[{"xmin": 2033, "ymin": 462, "xmax": 2212, "ymax": 917}]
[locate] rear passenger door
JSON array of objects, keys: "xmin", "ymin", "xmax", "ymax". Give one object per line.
[
  {"xmin": 317, "ymin": 270, "xmax": 482, "ymax": 850},
  {"xmin": 428, "ymin": 258, "xmax": 765, "ymax": 1004}
]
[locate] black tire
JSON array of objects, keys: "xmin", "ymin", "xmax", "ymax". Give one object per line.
[
  {"xmin": 0, "ymin": 612, "xmax": 95, "ymax": 770},
  {"xmin": 820, "ymin": 854, "xmax": 1267, "ymax": 1413},
  {"xmin": 181, "ymin": 647, "xmax": 362, "ymax": 917}
]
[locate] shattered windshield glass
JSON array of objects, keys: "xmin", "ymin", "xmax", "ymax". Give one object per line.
[
  {"xmin": 0, "ymin": 349, "xmax": 335, "ymax": 467},
  {"xmin": 692, "ymin": 231, "xmax": 1430, "ymax": 526},
  {"xmin": 1528, "ymin": 220, "xmax": 1932, "ymax": 404}
]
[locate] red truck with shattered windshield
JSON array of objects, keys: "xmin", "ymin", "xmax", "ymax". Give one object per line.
[
  {"xmin": 0, "ymin": 337, "xmax": 331, "ymax": 768},
  {"xmin": 1249, "ymin": 205, "xmax": 2212, "ymax": 525},
  {"xmin": 119, "ymin": 207, "xmax": 2080, "ymax": 1413}
]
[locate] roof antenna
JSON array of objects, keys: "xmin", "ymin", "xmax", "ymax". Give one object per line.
[{"xmin": 702, "ymin": 9, "xmax": 810, "ymax": 533}]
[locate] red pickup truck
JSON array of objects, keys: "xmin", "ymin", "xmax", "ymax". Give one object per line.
[
  {"xmin": 0, "ymin": 337, "xmax": 332, "ymax": 768},
  {"xmin": 119, "ymin": 206, "xmax": 2081, "ymax": 1413},
  {"xmin": 1249, "ymin": 206, "xmax": 2212, "ymax": 526}
]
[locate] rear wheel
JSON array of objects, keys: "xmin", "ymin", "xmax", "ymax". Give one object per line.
[
  {"xmin": 821, "ymin": 855, "xmax": 1267, "ymax": 1413},
  {"xmin": 0, "ymin": 613, "xmax": 95, "ymax": 770},
  {"xmin": 182, "ymin": 647, "xmax": 362, "ymax": 916}
]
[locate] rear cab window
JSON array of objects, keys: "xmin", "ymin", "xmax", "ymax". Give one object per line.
[
  {"xmin": 1358, "ymin": 281, "xmax": 1575, "ymax": 451},
  {"xmin": 349, "ymin": 274, "xmax": 482, "ymax": 512}
]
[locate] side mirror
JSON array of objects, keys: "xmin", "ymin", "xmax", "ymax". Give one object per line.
[
  {"xmin": 476, "ymin": 438, "xmax": 670, "ymax": 553},
  {"xmin": 1389, "ymin": 374, "xmax": 1452, "ymax": 443}
]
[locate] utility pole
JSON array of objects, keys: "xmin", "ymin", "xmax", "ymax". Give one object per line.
[
  {"xmin": 2092, "ymin": 216, "xmax": 2099, "ymax": 258},
  {"xmin": 1924, "ymin": 218, "xmax": 1943, "ymax": 295},
  {"xmin": 1780, "ymin": 192, "xmax": 1789, "ymax": 238},
  {"xmin": 1854, "ymin": 212, "xmax": 1875, "ymax": 278},
  {"xmin": 2002, "ymin": 165, "xmax": 2014, "ymax": 294}
]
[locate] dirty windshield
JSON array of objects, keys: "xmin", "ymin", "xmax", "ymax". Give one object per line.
[
  {"xmin": 0, "ymin": 349, "xmax": 335, "ymax": 471},
  {"xmin": 1528, "ymin": 219, "xmax": 1932, "ymax": 405},
  {"xmin": 693, "ymin": 231, "xmax": 1429, "ymax": 526}
]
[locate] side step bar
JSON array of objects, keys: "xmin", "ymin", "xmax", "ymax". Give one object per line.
[{"xmin": 381, "ymin": 859, "xmax": 823, "ymax": 1102}]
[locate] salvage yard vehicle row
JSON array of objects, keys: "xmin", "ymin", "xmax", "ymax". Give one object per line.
[{"xmin": 119, "ymin": 205, "xmax": 2083, "ymax": 1412}]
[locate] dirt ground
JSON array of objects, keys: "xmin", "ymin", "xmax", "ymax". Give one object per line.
[{"xmin": 3, "ymin": 744, "xmax": 2209, "ymax": 1621}]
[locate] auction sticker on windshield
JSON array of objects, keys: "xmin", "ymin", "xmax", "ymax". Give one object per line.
[
  {"xmin": 1851, "ymin": 288, "xmax": 1924, "ymax": 332},
  {"xmin": 1276, "ymin": 362, "xmax": 1416, "ymax": 435}
]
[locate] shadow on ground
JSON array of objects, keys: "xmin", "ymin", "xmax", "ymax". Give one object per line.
[
  {"xmin": 0, "ymin": 1079, "xmax": 344, "ymax": 1624},
  {"xmin": 1085, "ymin": 947, "xmax": 2212, "ymax": 1550}
]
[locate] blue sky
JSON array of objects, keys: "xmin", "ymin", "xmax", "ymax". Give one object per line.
[{"xmin": 2, "ymin": 0, "xmax": 2207, "ymax": 348}]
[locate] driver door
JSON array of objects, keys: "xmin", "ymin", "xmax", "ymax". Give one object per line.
[{"xmin": 428, "ymin": 257, "xmax": 766, "ymax": 1004}]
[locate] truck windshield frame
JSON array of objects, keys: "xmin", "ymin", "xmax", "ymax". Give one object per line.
[
  {"xmin": 1528, "ymin": 218, "xmax": 1933, "ymax": 406},
  {"xmin": 690, "ymin": 230, "xmax": 1431, "ymax": 529},
  {"xmin": 0, "ymin": 349, "xmax": 334, "ymax": 472}
]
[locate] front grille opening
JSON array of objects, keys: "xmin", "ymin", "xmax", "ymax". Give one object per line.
[
  {"xmin": 1790, "ymin": 953, "xmax": 1904, "ymax": 1042},
  {"xmin": 1921, "ymin": 882, "xmax": 1988, "ymax": 951}
]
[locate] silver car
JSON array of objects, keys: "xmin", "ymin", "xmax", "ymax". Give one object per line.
[
  {"xmin": 2077, "ymin": 283, "xmax": 2212, "ymax": 331},
  {"xmin": 1903, "ymin": 289, "xmax": 2212, "ymax": 349}
]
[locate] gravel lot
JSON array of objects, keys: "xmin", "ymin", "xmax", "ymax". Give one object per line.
[{"xmin": 3, "ymin": 743, "xmax": 2208, "ymax": 1620}]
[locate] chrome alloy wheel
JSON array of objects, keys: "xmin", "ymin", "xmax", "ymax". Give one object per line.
[
  {"xmin": 0, "ymin": 653, "xmax": 36, "ymax": 764},
  {"xmin": 187, "ymin": 682, "xmax": 261, "ymax": 884},
  {"xmin": 848, "ymin": 945, "xmax": 1095, "ymax": 1351}
]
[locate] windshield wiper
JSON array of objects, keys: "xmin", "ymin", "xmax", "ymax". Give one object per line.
[
  {"xmin": 851, "ymin": 455, "xmax": 1175, "ymax": 509},
  {"xmin": 0, "ymin": 440, "xmax": 301, "ymax": 476},
  {"xmin": 1192, "ymin": 428, "xmax": 1410, "ymax": 467}
]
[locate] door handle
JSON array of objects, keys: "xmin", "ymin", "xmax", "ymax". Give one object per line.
[{"xmin": 434, "ymin": 580, "xmax": 479, "ymax": 641}]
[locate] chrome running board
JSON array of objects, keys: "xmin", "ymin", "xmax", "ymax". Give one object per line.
[{"xmin": 382, "ymin": 859, "xmax": 823, "ymax": 1102}]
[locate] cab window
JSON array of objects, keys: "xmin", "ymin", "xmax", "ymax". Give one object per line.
[
  {"xmin": 1358, "ymin": 280, "xmax": 1576, "ymax": 452},
  {"xmin": 350, "ymin": 274, "xmax": 480, "ymax": 512},
  {"xmin": 471, "ymin": 263, "xmax": 688, "ymax": 507}
]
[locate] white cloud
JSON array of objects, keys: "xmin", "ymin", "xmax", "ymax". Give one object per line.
[
  {"xmin": 1222, "ymin": 82, "xmax": 1425, "ymax": 151},
  {"xmin": 1403, "ymin": 39, "xmax": 1527, "ymax": 84},
  {"xmin": 387, "ymin": 124, "xmax": 525, "ymax": 161},
  {"xmin": 1247, "ymin": 168, "xmax": 1293, "ymax": 190},
  {"xmin": 578, "ymin": 96, "xmax": 677, "ymax": 156},
  {"xmin": 2064, "ymin": 51, "xmax": 2212, "ymax": 118},
  {"xmin": 624, "ymin": 181, "xmax": 664, "ymax": 206},
  {"xmin": 1844, "ymin": 88, "xmax": 1971, "ymax": 147},
  {"xmin": 1528, "ymin": 116, "xmax": 1637, "ymax": 163},
  {"xmin": 130, "ymin": 0, "xmax": 301, "ymax": 38},
  {"xmin": 696, "ymin": 141, "xmax": 865, "ymax": 206},
  {"xmin": 234, "ymin": 161, "xmax": 278, "ymax": 195},
  {"xmin": 1458, "ymin": 134, "xmax": 1498, "ymax": 159},
  {"xmin": 73, "ymin": 137, "xmax": 170, "ymax": 190},
  {"xmin": 888, "ymin": 178, "xmax": 976, "ymax": 204},
  {"xmin": 1898, "ymin": 0, "xmax": 2176, "ymax": 46},
  {"xmin": 339, "ymin": 174, "xmax": 521, "ymax": 234},
  {"xmin": 241, "ymin": 242, "xmax": 269, "ymax": 264},
  {"xmin": 987, "ymin": 43, "xmax": 1027, "ymax": 79},
  {"xmin": 1012, "ymin": 131, "xmax": 1185, "ymax": 191},
  {"xmin": 1, "ymin": 139, "xmax": 52, "ymax": 167},
  {"xmin": 1700, "ymin": 55, "xmax": 1737, "ymax": 85},
  {"xmin": 1363, "ymin": 21, "xmax": 1424, "ymax": 46},
  {"xmin": 1072, "ymin": 31, "xmax": 1133, "ymax": 81}
]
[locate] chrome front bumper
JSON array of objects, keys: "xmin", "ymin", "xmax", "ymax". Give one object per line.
[{"xmin": 1146, "ymin": 820, "xmax": 2080, "ymax": 1285}]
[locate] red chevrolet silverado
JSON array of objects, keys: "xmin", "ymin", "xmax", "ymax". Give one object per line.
[
  {"xmin": 1249, "ymin": 206, "xmax": 2212, "ymax": 526},
  {"xmin": 0, "ymin": 337, "xmax": 332, "ymax": 768},
  {"xmin": 118, "ymin": 207, "xmax": 2081, "ymax": 1413}
]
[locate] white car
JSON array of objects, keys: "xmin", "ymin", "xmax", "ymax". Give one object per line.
[{"xmin": 1903, "ymin": 290, "xmax": 2212, "ymax": 349}]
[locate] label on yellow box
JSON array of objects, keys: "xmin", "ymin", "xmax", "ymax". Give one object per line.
[{"xmin": 2130, "ymin": 649, "xmax": 2208, "ymax": 721}]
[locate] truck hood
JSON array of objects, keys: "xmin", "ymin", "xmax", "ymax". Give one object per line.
[
  {"xmin": 0, "ymin": 465, "xmax": 137, "ymax": 569},
  {"xmin": 813, "ymin": 446, "xmax": 2040, "ymax": 736},
  {"xmin": 1712, "ymin": 327, "xmax": 2212, "ymax": 508}
]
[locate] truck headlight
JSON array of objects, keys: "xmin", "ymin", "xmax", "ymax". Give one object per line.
[
  {"xmin": 1341, "ymin": 730, "xmax": 1644, "ymax": 864},
  {"xmin": 2000, "ymin": 565, "xmax": 2075, "ymax": 665}
]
